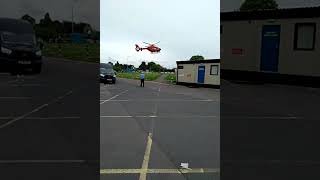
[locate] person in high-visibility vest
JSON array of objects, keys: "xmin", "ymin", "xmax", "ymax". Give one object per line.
[{"xmin": 140, "ymin": 72, "xmax": 145, "ymax": 87}]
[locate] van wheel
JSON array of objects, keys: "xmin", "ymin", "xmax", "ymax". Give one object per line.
[
  {"xmin": 10, "ymin": 66, "xmax": 19, "ymax": 76},
  {"xmin": 32, "ymin": 64, "xmax": 42, "ymax": 74},
  {"xmin": 10, "ymin": 70, "xmax": 18, "ymax": 76}
]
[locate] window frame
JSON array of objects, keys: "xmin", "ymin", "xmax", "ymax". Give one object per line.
[
  {"xmin": 178, "ymin": 65, "xmax": 184, "ymax": 69},
  {"xmin": 294, "ymin": 23, "xmax": 316, "ymax": 51},
  {"xmin": 210, "ymin": 65, "xmax": 219, "ymax": 75}
]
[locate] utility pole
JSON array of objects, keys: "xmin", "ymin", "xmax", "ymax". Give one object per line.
[{"xmin": 72, "ymin": 5, "xmax": 74, "ymax": 33}]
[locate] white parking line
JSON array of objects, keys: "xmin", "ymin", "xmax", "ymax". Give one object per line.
[
  {"xmin": 0, "ymin": 97, "xmax": 31, "ymax": 100},
  {"xmin": 100, "ymin": 90, "xmax": 128, "ymax": 105},
  {"xmin": 224, "ymin": 116, "xmax": 300, "ymax": 120},
  {"xmin": 139, "ymin": 133, "xmax": 153, "ymax": 180},
  {"xmin": 9, "ymin": 84, "xmax": 44, "ymax": 87},
  {"xmin": 0, "ymin": 104, "xmax": 48, "ymax": 129},
  {"xmin": 100, "ymin": 115, "xmax": 218, "ymax": 118},
  {"xmin": 99, "ymin": 99, "xmax": 216, "ymax": 102},
  {"xmin": 0, "ymin": 90, "xmax": 73, "ymax": 129},
  {"xmin": 100, "ymin": 99, "xmax": 130, "ymax": 102},
  {"xmin": 100, "ymin": 115, "xmax": 133, "ymax": 118},
  {"xmin": 0, "ymin": 160, "xmax": 86, "ymax": 164},
  {"xmin": 100, "ymin": 132, "xmax": 220, "ymax": 177},
  {"xmin": 0, "ymin": 116, "xmax": 80, "ymax": 120}
]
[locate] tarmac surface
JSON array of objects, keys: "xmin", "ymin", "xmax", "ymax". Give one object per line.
[
  {"xmin": 2, "ymin": 58, "xmax": 318, "ymax": 179},
  {"xmin": 0, "ymin": 57, "xmax": 99, "ymax": 179},
  {"xmin": 221, "ymin": 79, "xmax": 320, "ymax": 179},
  {"xmin": 100, "ymin": 78, "xmax": 220, "ymax": 180}
]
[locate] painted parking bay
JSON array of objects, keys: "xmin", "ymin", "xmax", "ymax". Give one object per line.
[{"xmin": 100, "ymin": 78, "xmax": 220, "ymax": 180}]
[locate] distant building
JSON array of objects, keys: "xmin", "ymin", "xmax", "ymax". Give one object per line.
[
  {"xmin": 70, "ymin": 33, "xmax": 87, "ymax": 43},
  {"xmin": 176, "ymin": 59, "xmax": 220, "ymax": 88},
  {"xmin": 123, "ymin": 65, "xmax": 135, "ymax": 73}
]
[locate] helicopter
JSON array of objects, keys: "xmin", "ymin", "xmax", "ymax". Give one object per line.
[{"xmin": 135, "ymin": 41, "xmax": 161, "ymax": 53}]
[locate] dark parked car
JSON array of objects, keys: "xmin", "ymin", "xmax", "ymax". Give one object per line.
[
  {"xmin": 100, "ymin": 68, "xmax": 116, "ymax": 84},
  {"xmin": 0, "ymin": 18, "xmax": 42, "ymax": 74}
]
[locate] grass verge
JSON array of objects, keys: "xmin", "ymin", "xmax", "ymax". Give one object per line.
[
  {"xmin": 42, "ymin": 43, "xmax": 99, "ymax": 63},
  {"xmin": 117, "ymin": 72, "xmax": 161, "ymax": 81},
  {"xmin": 165, "ymin": 74, "xmax": 176, "ymax": 83}
]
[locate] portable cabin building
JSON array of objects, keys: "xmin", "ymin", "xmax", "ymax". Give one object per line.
[
  {"xmin": 221, "ymin": 7, "xmax": 320, "ymax": 85},
  {"xmin": 176, "ymin": 59, "xmax": 220, "ymax": 88}
]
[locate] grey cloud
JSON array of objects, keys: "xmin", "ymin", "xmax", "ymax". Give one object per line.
[{"xmin": 0, "ymin": 0, "xmax": 99, "ymax": 29}]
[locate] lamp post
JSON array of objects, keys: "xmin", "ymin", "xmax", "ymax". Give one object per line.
[
  {"xmin": 72, "ymin": 4, "xmax": 74, "ymax": 33},
  {"xmin": 71, "ymin": 1, "xmax": 79, "ymax": 34}
]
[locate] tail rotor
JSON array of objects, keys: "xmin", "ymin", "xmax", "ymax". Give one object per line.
[{"xmin": 135, "ymin": 44, "xmax": 141, "ymax": 51}]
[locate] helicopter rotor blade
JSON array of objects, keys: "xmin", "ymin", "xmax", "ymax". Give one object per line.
[
  {"xmin": 143, "ymin": 42, "xmax": 151, "ymax": 45},
  {"xmin": 154, "ymin": 41, "xmax": 160, "ymax": 45}
]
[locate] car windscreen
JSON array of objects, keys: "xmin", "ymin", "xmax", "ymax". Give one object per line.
[
  {"xmin": 0, "ymin": 19, "xmax": 36, "ymax": 45},
  {"xmin": 100, "ymin": 68, "xmax": 113, "ymax": 74},
  {"xmin": 100, "ymin": 63, "xmax": 113, "ymax": 69}
]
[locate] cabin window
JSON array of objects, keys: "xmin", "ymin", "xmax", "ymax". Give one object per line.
[
  {"xmin": 210, "ymin": 65, "xmax": 219, "ymax": 75},
  {"xmin": 294, "ymin": 23, "xmax": 316, "ymax": 50},
  {"xmin": 178, "ymin": 65, "xmax": 184, "ymax": 69}
]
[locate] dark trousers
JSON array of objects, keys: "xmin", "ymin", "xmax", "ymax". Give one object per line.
[{"xmin": 140, "ymin": 79, "xmax": 144, "ymax": 87}]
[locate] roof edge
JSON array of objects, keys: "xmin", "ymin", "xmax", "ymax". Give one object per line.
[
  {"xmin": 221, "ymin": 6, "xmax": 320, "ymax": 21},
  {"xmin": 177, "ymin": 59, "xmax": 220, "ymax": 64}
]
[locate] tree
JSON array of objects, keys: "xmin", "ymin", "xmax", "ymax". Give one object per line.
[
  {"xmin": 139, "ymin": 61, "xmax": 147, "ymax": 71},
  {"xmin": 113, "ymin": 61, "xmax": 122, "ymax": 72},
  {"xmin": 21, "ymin": 14, "xmax": 35, "ymax": 25},
  {"xmin": 40, "ymin": 13, "xmax": 53, "ymax": 25},
  {"xmin": 240, "ymin": 0, "xmax": 278, "ymax": 11},
  {"xmin": 36, "ymin": 13, "xmax": 57, "ymax": 41},
  {"xmin": 190, "ymin": 55, "xmax": 205, "ymax": 61},
  {"xmin": 148, "ymin": 62, "xmax": 156, "ymax": 71}
]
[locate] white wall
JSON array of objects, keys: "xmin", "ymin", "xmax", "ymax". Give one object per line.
[
  {"xmin": 177, "ymin": 63, "xmax": 220, "ymax": 85},
  {"xmin": 221, "ymin": 18, "xmax": 320, "ymax": 76}
]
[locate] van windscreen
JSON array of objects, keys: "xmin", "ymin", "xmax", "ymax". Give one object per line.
[
  {"xmin": 0, "ymin": 19, "xmax": 35, "ymax": 45},
  {"xmin": 0, "ymin": 19, "xmax": 34, "ymax": 34}
]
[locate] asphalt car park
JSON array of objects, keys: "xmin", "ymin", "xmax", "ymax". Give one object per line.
[
  {"xmin": 100, "ymin": 78, "xmax": 220, "ymax": 180},
  {"xmin": 221, "ymin": 79, "xmax": 320, "ymax": 179},
  {"xmin": 0, "ymin": 57, "xmax": 99, "ymax": 180}
]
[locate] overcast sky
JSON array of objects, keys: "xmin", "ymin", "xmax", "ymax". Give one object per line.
[
  {"xmin": 1, "ymin": 0, "xmax": 319, "ymax": 68},
  {"xmin": 101, "ymin": 0, "xmax": 220, "ymax": 69},
  {"xmin": 0, "ymin": 0, "xmax": 99, "ymax": 30}
]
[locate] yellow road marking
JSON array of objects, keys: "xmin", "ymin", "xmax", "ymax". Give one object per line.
[
  {"xmin": 100, "ymin": 169, "xmax": 141, "ymax": 174},
  {"xmin": 100, "ymin": 168, "xmax": 220, "ymax": 174},
  {"xmin": 139, "ymin": 133, "xmax": 153, "ymax": 180}
]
